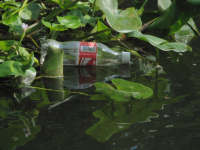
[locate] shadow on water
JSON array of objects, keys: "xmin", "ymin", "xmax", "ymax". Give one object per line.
[{"xmin": 1, "ymin": 37, "xmax": 200, "ymax": 149}]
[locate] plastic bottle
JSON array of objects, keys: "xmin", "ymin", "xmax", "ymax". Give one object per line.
[{"xmin": 41, "ymin": 39, "xmax": 131, "ymax": 66}]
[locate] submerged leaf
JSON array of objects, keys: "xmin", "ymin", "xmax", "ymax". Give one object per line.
[
  {"xmin": 94, "ymin": 82, "xmax": 130, "ymax": 102},
  {"xmin": 112, "ymin": 78, "xmax": 153, "ymax": 100},
  {"xmin": 94, "ymin": 78, "xmax": 153, "ymax": 101}
]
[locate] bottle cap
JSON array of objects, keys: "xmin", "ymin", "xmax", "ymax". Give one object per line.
[{"xmin": 122, "ymin": 52, "xmax": 131, "ymax": 64}]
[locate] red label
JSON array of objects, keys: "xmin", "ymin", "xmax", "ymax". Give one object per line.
[{"xmin": 79, "ymin": 42, "xmax": 97, "ymax": 66}]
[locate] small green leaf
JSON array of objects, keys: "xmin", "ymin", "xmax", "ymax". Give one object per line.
[
  {"xmin": 158, "ymin": 0, "xmax": 172, "ymax": 11},
  {"xmin": 42, "ymin": 19, "xmax": 68, "ymax": 31},
  {"xmin": 57, "ymin": 15, "xmax": 81, "ymax": 29},
  {"xmin": 41, "ymin": 19, "xmax": 52, "ymax": 29},
  {"xmin": 0, "ymin": 40, "xmax": 18, "ymax": 51},
  {"xmin": 128, "ymin": 31, "xmax": 192, "ymax": 52},
  {"xmin": 0, "ymin": 61, "xmax": 24, "ymax": 77},
  {"xmin": 51, "ymin": 24, "xmax": 69, "ymax": 31},
  {"xmin": 2, "ymin": 11, "xmax": 22, "ymax": 26},
  {"xmin": 19, "ymin": 3, "xmax": 41, "ymax": 20}
]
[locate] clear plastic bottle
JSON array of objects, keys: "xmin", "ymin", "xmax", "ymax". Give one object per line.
[{"xmin": 41, "ymin": 39, "xmax": 131, "ymax": 66}]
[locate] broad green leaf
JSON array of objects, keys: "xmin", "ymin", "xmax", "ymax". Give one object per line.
[
  {"xmin": 41, "ymin": 19, "xmax": 51, "ymax": 29},
  {"xmin": 0, "ymin": 61, "xmax": 24, "ymax": 77},
  {"xmin": 91, "ymin": 20, "xmax": 111, "ymax": 42},
  {"xmin": 51, "ymin": 24, "xmax": 68, "ymax": 31},
  {"xmin": 2, "ymin": 11, "xmax": 22, "ymax": 26},
  {"xmin": 112, "ymin": 78, "xmax": 153, "ymax": 100},
  {"xmin": 42, "ymin": 20, "xmax": 68, "ymax": 31},
  {"xmin": 158, "ymin": 0, "xmax": 171, "ymax": 11},
  {"xmin": 0, "ymin": 40, "xmax": 18, "ymax": 51},
  {"xmin": 19, "ymin": 3, "xmax": 41, "ymax": 20},
  {"xmin": 106, "ymin": 8, "xmax": 142, "ymax": 33},
  {"xmin": 57, "ymin": 15, "xmax": 81, "ymax": 29},
  {"xmin": 128, "ymin": 31, "xmax": 192, "ymax": 52},
  {"xmin": 96, "ymin": 0, "xmax": 118, "ymax": 15},
  {"xmin": 96, "ymin": 0, "xmax": 142, "ymax": 33}
]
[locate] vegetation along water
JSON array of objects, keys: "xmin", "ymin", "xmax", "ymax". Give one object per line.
[{"xmin": 0, "ymin": 0, "xmax": 200, "ymax": 149}]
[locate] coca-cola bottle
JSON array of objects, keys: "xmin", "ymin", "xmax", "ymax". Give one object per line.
[{"xmin": 41, "ymin": 39, "xmax": 131, "ymax": 66}]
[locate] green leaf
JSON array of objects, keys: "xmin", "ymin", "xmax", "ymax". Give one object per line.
[
  {"xmin": 41, "ymin": 19, "xmax": 51, "ymax": 29},
  {"xmin": 96, "ymin": 0, "xmax": 142, "ymax": 33},
  {"xmin": 174, "ymin": 18, "xmax": 197, "ymax": 44},
  {"xmin": 19, "ymin": 3, "xmax": 41, "ymax": 20},
  {"xmin": 158, "ymin": 0, "xmax": 172, "ymax": 11},
  {"xmin": 91, "ymin": 20, "xmax": 111, "ymax": 42},
  {"xmin": 0, "ymin": 61, "xmax": 24, "ymax": 77},
  {"xmin": 41, "ymin": 19, "xmax": 68, "ymax": 31},
  {"xmin": 2, "ymin": 11, "xmax": 22, "ymax": 26},
  {"xmin": 0, "ymin": 40, "xmax": 18, "ymax": 51},
  {"xmin": 57, "ymin": 15, "xmax": 81, "ymax": 29},
  {"xmin": 128, "ymin": 31, "xmax": 192, "ymax": 52}
]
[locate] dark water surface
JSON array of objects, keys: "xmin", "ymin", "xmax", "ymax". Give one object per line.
[{"xmin": 1, "ymin": 47, "xmax": 200, "ymax": 150}]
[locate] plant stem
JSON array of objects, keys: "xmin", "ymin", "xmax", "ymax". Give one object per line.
[
  {"xmin": 19, "ymin": 30, "xmax": 26, "ymax": 45},
  {"xmin": 186, "ymin": 22, "xmax": 200, "ymax": 37},
  {"xmin": 138, "ymin": 0, "xmax": 148, "ymax": 16},
  {"xmin": 156, "ymin": 48, "xmax": 159, "ymax": 64}
]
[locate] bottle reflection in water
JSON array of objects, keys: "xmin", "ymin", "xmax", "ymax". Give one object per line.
[{"xmin": 64, "ymin": 66, "xmax": 131, "ymax": 90}]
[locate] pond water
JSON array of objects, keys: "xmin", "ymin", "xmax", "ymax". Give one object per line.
[{"xmin": 1, "ymin": 41, "xmax": 200, "ymax": 150}]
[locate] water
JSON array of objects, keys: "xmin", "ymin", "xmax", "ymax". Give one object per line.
[{"xmin": 1, "ymin": 43, "xmax": 200, "ymax": 150}]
